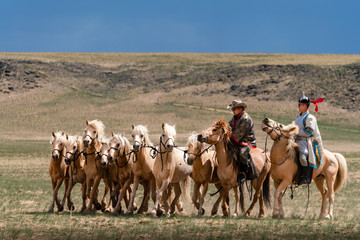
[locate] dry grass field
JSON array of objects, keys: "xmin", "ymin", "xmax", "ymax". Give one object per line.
[{"xmin": 0, "ymin": 53, "xmax": 360, "ymax": 239}]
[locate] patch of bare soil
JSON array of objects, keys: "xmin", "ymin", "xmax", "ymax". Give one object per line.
[{"xmin": 1, "ymin": 59, "xmax": 359, "ymax": 111}]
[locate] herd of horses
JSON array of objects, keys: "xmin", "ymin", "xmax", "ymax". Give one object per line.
[{"xmin": 49, "ymin": 118, "xmax": 348, "ymax": 219}]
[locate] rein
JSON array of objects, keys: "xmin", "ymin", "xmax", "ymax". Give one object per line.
[{"xmin": 263, "ymin": 123, "xmax": 291, "ymax": 166}]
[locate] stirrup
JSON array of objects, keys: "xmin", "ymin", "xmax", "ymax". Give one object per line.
[{"xmin": 298, "ymin": 177, "xmax": 310, "ymax": 185}]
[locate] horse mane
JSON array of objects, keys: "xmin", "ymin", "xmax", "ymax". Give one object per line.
[
  {"xmin": 50, "ymin": 131, "xmax": 66, "ymax": 144},
  {"xmin": 283, "ymin": 122, "xmax": 299, "ymax": 161},
  {"xmin": 110, "ymin": 134, "xmax": 132, "ymax": 155},
  {"xmin": 132, "ymin": 125, "xmax": 153, "ymax": 146},
  {"xmin": 87, "ymin": 119, "xmax": 105, "ymax": 138},
  {"xmin": 188, "ymin": 132, "xmax": 207, "ymax": 151},
  {"xmin": 66, "ymin": 135, "xmax": 84, "ymax": 154},
  {"xmin": 163, "ymin": 123, "xmax": 176, "ymax": 138},
  {"xmin": 214, "ymin": 119, "xmax": 231, "ymax": 143}
]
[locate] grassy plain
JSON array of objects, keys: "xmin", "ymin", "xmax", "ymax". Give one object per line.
[{"xmin": 0, "ymin": 53, "xmax": 360, "ymax": 239}]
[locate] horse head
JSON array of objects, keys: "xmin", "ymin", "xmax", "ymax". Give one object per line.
[
  {"xmin": 83, "ymin": 120, "xmax": 105, "ymax": 147},
  {"xmin": 262, "ymin": 118, "xmax": 299, "ymax": 141},
  {"xmin": 161, "ymin": 123, "xmax": 176, "ymax": 152},
  {"xmin": 51, "ymin": 131, "xmax": 66, "ymax": 161},
  {"xmin": 99, "ymin": 140, "xmax": 109, "ymax": 168},
  {"xmin": 197, "ymin": 119, "xmax": 231, "ymax": 145},
  {"xmin": 131, "ymin": 125, "xmax": 152, "ymax": 152},
  {"xmin": 64, "ymin": 135, "xmax": 82, "ymax": 165},
  {"xmin": 186, "ymin": 132, "xmax": 202, "ymax": 165}
]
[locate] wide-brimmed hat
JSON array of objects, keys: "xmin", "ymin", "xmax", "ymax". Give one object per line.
[{"xmin": 227, "ymin": 100, "xmax": 247, "ymax": 110}]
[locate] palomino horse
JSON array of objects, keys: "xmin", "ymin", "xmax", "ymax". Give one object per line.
[
  {"xmin": 98, "ymin": 138, "xmax": 119, "ymax": 212},
  {"xmin": 64, "ymin": 135, "xmax": 87, "ymax": 212},
  {"xmin": 151, "ymin": 123, "xmax": 192, "ymax": 217},
  {"xmin": 48, "ymin": 131, "xmax": 69, "ymax": 212},
  {"xmin": 262, "ymin": 118, "xmax": 348, "ymax": 219},
  {"xmin": 83, "ymin": 119, "xmax": 110, "ymax": 212},
  {"xmin": 105, "ymin": 133, "xmax": 134, "ymax": 213},
  {"xmin": 187, "ymin": 132, "xmax": 239, "ymax": 216},
  {"xmin": 198, "ymin": 120, "xmax": 271, "ymax": 217},
  {"xmin": 126, "ymin": 125, "xmax": 156, "ymax": 214}
]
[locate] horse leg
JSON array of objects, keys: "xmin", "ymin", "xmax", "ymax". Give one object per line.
[
  {"xmin": 53, "ymin": 178, "xmax": 64, "ymax": 212},
  {"xmin": 86, "ymin": 175, "xmax": 102, "ymax": 213},
  {"xmin": 210, "ymin": 183, "xmax": 222, "ymax": 216},
  {"xmin": 273, "ymin": 180, "xmax": 289, "ymax": 218},
  {"xmin": 198, "ymin": 182, "xmax": 208, "ymax": 216},
  {"xmin": 220, "ymin": 188, "xmax": 230, "ymax": 217},
  {"xmin": 102, "ymin": 179, "xmax": 111, "ymax": 212},
  {"xmin": 65, "ymin": 181, "xmax": 75, "ymax": 211},
  {"xmin": 314, "ymin": 176, "xmax": 327, "ymax": 218},
  {"xmin": 325, "ymin": 173, "xmax": 336, "ymax": 219},
  {"xmin": 85, "ymin": 177, "xmax": 92, "ymax": 212},
  {"xmin": 125, "ymin": 176, "xmax": 139, "ymax": 215},
  {"xmin": 80, "ymin": 183, "xmax": 87, "ymax": 212},
  {"xmin": 150, "ymin": 179, "xmax": 169, "ymax": 217},
  {"xmin": 60, "ymin": 178, "xmax": 69, "ymax": 211},
  {"xmin": 170, "ymin": 183, "xmax": 182, "ymax": 214},
  {"xmin": 48, "ymin": 178, "xmax": 57, "ymax": 212},
  {"xmin": 114, "ymin": 179, "xmax": 131, "ymax": 213},
  {"xmin": 245, "ymin": 179, "xmax": 261, "ymax": 217},
  {"xmin": 138, "ymin": 181, "xmax": 150, "ymax": 214},
  {"xmin": 232, "ymin": 185, "xmax": 239, "ymax": 217},
  {"xmin": 192, "ymin": 182, "xmax": 201, "ymax": 212}
]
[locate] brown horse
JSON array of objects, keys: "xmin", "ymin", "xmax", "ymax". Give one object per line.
[
  {"xmin": 126, "ymin": 125, "xmax": 156, "ymax": 215},
  {"xmin": 262, "ymin": 118, "xmax": 348, "ymax": 219},
  {"xmin": 64, "ymin": 135, "xmax": 87, "ymax": 212},
  {"xmin": 48, "ymin": 131, "xmax": 69, "ymax": 212},
  {"xmin": 198, "ymin": 120, "xmax": 271, "ymax": 217},
  {"xmin": 151, "ymin": 123, "xmax": 192, "ymax": 217},
  {"xmin": 83, "ymin": 119, "xmax": 110, "ymax": 212}
]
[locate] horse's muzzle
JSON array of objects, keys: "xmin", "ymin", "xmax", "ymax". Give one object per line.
[
  {"xmin": 52, "ymin": 154, "xmax": 59, "ymax": 161},
  {"xmin": 197, "ymin": 134, "xmax": 207, "ymax": 143},
  {"xmin": 83, "ymin": 140, "xmax": 90, "ymax": 147},
  {"xmin": 187, "ymin": 157, "xmax": 195, "ymax": 165},
  {"xmin": 65, "ymin": 158, "xmax": 71, "ymax": 165}
]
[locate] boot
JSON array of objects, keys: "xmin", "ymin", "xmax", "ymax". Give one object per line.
[
  {"xmin": 237, "ymin": 172, "xmax": 246, "ymax": 186},
  {"xmin": 246, "ymin": 156, "xmax": 259, "ymax": 180},
  {"xmin": 298, "ymin": 166, "xmax": 313, "ymax": 185}
]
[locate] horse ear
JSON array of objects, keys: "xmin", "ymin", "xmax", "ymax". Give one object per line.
[
  {"xmin": 86, "ymin": 120, "xmax": 89, "ymax": 126},
  {"xmin": 61, "ymin": 131, "xmax": 65, "ymax": 136},
  {"xmin": 132, "ymin": 125, "xmax": 135, "ymax": 130},
  {"xmin": 162, "ymin": 123, "xmax": 165, "ymax": 130},
  {"xmin": 66, "ymin": 134, "xmax": 69, "ymax": 140},
  {"xmin": 52, "ymin": 132, "xmax": 56, "ymax": 138},
  {"xmin": 112, "ymin": 132, "xmax": 114, "ymax": 137}
]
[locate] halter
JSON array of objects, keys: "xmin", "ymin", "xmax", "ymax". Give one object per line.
[
  {"xmin": 51, "ymin": 148, "xmax": 65, "ymax": 159},
  {"xmin": 263, "ymin": 122, "xmax": 292, "ymax": 166},
  {"xmin": 84, "ymin": 133, "xmax": 98, "ymax": 141}
]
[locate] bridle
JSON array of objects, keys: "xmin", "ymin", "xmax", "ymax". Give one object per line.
[{"xmin": 263, "ymin": 122, "xmax": 292, "ymax": 166}]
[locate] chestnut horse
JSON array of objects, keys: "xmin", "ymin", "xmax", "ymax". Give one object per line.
[
  {"xmin": 198, "ymin": 120, "xmax": 271, "ymax": 217},
  {"xmin": 105, "ymin": 133, "xmax": 135, "ymax": 213},
  {"xmin": 262, "ymin": 118, "xmax": 348, "ymax": 219},
  {"xmin": 64, "ymin": 135, "xmax": 87, "ymax": 212},
  {"xmin": 48, "ymin": 131, "xmax": 69, "ymax": 212},
  {"xmin": 187, "ymin": 132, "xmax": 234, "ymax": 216},
  {"xmin": 151, "ymin": 123, "xmax": 192, "ymax": 217}
]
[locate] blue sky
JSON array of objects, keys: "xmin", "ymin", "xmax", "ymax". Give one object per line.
[{"xmin": 1, "ymin": 0, "xmax": 360, "ymax": 53}]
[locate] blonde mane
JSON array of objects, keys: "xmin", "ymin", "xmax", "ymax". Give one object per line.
[
  {"xmin": 50, "ymin": 131, "xmax": 66, "ymax": 144},
  {"xmin": 110, "ymin": 134, "xmax": 132, "ymax": 155},
  {"xmin": 66, "ymin": 135, "xmax": 84, "ymax": 153},
  {"xmin": 283, "ymin": 122, "xmax": 299, "ymax": 161},
  {"xmin": 214, "ymin": 119, "xmax": 231, "ymax": 143},
  {"xmin": 187, "ymin": 132, "xmax": 207, "ymax": 151},
  {"xmin": 132, "ymin": 125, "xmax": 153, "ymax": 146},
  {"xmin": 86, "ymin": 119, "xmax": 105, "ymax": 138}
]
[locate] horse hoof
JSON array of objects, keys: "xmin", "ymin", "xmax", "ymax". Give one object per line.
[
  {"xmin": 94, "ymin": 202, "xmax": 102, "ymax": 211},
  {"xmin": 156, "ymin": 209, "xmax": 164, "ymax": 217},
  {"xmin": 211, "ymin": 211, "xmax": 217, "ymax": 216},
  {"xmin": 258, "ymin": 214, "xmax": 265, "ymax": 218},
  {"xmin": 200, "ymin": 208, "xmax": 205, "ymax": 216},
  {"xmin": 232, "ymin": 213, "xmax": 238, "ymax": 217},
  {"xmin": 150, "ymin": 210, "xmax": 157, "ymax": 218},
  {"xmin": 58, "ymin": 205, "xmax": 64, "ymax": 212}
]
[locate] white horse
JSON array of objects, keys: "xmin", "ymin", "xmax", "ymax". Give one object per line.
[{"xmin": 151, "ymin": 123, "xmax": 192, "ymax": 217}]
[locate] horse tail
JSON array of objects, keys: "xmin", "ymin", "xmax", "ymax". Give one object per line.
[
  {"xmin": 262, "ymin": 171, "xmax": 271, "ymax": 209},
  {"xmin": 333, "ymin": 153, "xmax": 348, "ymax": 194},
  {"xmin": 181, "ymin": 176, "xmax": 192, "ymax": 202}
]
